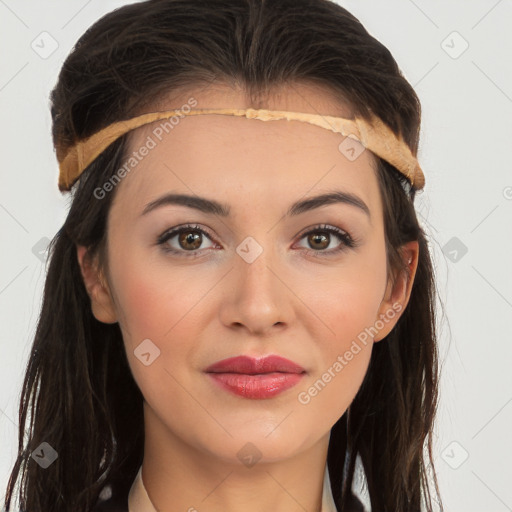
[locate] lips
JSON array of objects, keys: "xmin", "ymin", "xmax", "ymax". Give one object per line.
[
  {"xmin": 205, "ymin": 355, "xmax": 306, "ymax": 399},
  {"xmin": 205, "ymin": 355, "xmax": 306, "ymax": 374}
]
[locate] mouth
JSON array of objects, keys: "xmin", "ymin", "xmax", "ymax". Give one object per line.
[
  {"xmin": 205, "ymin": 354, "xmax": 306, "ymax": 374},
  {"xmin": 207, "ymin": 372, "xmax": 304, "ymax": 399},
  {"xmin": 205, "ymin": 355, "xmax": 306, "ymax": 399}
]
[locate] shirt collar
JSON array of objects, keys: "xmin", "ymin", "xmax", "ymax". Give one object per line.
[{"xmin": 128, "ymin": 463, "xmax": 338, "ymax": 512}]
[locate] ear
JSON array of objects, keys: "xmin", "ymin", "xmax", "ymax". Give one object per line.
[
  {"xmin": 373, "ymin": 240, "xmax": 419, "ymax": 342},
  {"xmin": 76, "ymin": 245, "xmax": 118, "ymax": 324}
]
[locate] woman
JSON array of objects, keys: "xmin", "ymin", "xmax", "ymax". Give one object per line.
[{"xmin": 3, "ymin": 0, "xmax": 443, "ymax": 511}]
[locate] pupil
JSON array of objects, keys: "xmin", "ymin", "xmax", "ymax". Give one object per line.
[
  {"xmin": 180, "ymin": 231, "xmax": 201, "ymax": 250},
  {"xmin": 310, "ymin": 233, "xmax": 328, "ymax": 250}
]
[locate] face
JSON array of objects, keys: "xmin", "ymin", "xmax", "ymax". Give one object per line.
[{"xmin": 78, "ymin": 81, "xmax": 418, "ymax": 465}]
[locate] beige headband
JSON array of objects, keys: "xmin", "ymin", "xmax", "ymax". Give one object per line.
[{"xmin": 57, "ymin": 108, "xmax": 424, "ymax": 192}]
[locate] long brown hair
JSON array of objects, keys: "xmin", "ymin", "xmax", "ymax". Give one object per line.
[{"xmin": 4, "ymin": 1, "xmax": 443, "ymax": 510}]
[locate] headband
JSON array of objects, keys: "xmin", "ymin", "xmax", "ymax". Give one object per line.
[{"xmin": 57, "ymin": 108, "xmax": 424, "ymax": 192}]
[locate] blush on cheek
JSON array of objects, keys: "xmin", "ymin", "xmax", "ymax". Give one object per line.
[
  {"xmin": 326, "ymin": 289, "xmax": 383, "ymax": 334},
  {"xmin": 112, "ymin": 271, "xmax": 174, "ymax": 346},
  {"xmin": 115, "ymin": 267, "xmax": 214, "ymax": 352},
  {"xmin": 314, "ymin": 295, "xmax": 383, "ymax": 384}
]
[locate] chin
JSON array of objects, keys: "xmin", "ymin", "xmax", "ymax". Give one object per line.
[{"xmin": 195, "ymin": 426, "xmax": 317, "ymax": 466}]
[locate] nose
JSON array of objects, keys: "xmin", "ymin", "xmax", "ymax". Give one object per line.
[{"xmin": 218, "ymin": 241, "xmax": 295, "ymax": 336}]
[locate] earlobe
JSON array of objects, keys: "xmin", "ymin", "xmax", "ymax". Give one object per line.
[
  {"xmin": 373, "ymin": 240, "xmax": 419, "ymax": 342},
  {"xmin": 76, "ymin": 245, "xmax": 118, "ymax": 324}
]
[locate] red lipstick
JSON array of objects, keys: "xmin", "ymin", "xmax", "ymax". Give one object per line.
[{"xmin": 205, "ymin": 355, "xmax": 306, "ymax": 399}]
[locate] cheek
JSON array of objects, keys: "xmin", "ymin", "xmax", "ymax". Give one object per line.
[
  {"xmin": 308, "ymin": 248, "xmax": 388, "ymax": 345},
  {"xmin": 107, "ymin": 250, "xmax": 221, "ymax": 387},
  {"xmin": 113, "ymin": 270, "xmax": 173, "ymax": 345},
  {"xmin": 108, "ymin": 256, "xmax": 200, "ymax": 402},
  {"xmin": 322, "ymin": 277, "xmax": 385, "ymax": 343},
  {"xmin": 108, "ymin": 247, "xmax": 207, "ymax": 342},
  {"xmin": 298, "ymin": 249, "xmax": 387, "ymax": 407},
  {"xmin": 295, "ymin": 282, "xmax": 383, "ymax": 427}
]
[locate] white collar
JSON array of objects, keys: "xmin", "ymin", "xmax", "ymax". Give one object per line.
[{"xmin": 128, "ymin": 463, "xmax": 338, "ymax": 512}]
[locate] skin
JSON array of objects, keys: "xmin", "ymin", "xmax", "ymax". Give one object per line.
[{"xmin": 77, "ymin": 81, "xmax": 418, "ymax": 512}]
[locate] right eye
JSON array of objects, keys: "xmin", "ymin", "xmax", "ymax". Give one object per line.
[{"xmin": 157, "ymin": 224, "xmax": 218, "ymax": 257}]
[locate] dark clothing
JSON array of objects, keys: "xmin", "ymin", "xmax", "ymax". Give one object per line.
[{"xmin": 91, "ymin": 493, "xmax": 128, "ymax": 512}]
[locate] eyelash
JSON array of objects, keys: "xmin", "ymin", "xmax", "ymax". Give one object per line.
[{"xmin": 156, "ymin": 223, "xmax": 359, "ymax": 258}]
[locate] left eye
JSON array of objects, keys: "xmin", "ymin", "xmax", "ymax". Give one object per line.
[
  {"xmin": 156, "ymin": 223, "xmax": 357, "ymax": 257},
  {"xmin": 294, "ymin": 224, "xmax": 357, "ymax": 254}
]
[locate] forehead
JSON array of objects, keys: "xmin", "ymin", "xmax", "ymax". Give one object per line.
[{"xmin": 110, "ymin": 81, "xmax": 382, "ymax": 222}]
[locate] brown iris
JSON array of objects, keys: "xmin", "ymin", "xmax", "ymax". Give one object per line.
[
  {"xmin": 307, "ymin": 232, "xmax": 330, "ymax": 250},
  {"xmin": 178, "ymin": 230, "xmax": 203, "ymax": 250}
]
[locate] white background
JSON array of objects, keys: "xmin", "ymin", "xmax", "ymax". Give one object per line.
[{"xmin": 1, "ymin": 1, "xmax": 511, "ymax": 511}]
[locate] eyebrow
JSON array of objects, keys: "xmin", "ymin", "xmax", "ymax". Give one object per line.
[{"xmin": 141, "ymin": 190, "xmax": 371, "ymax": 220}]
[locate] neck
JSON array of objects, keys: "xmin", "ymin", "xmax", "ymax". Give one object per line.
[{"xmin": 140, "ymin": 403, "xmax": 331, "ymax": 512}]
